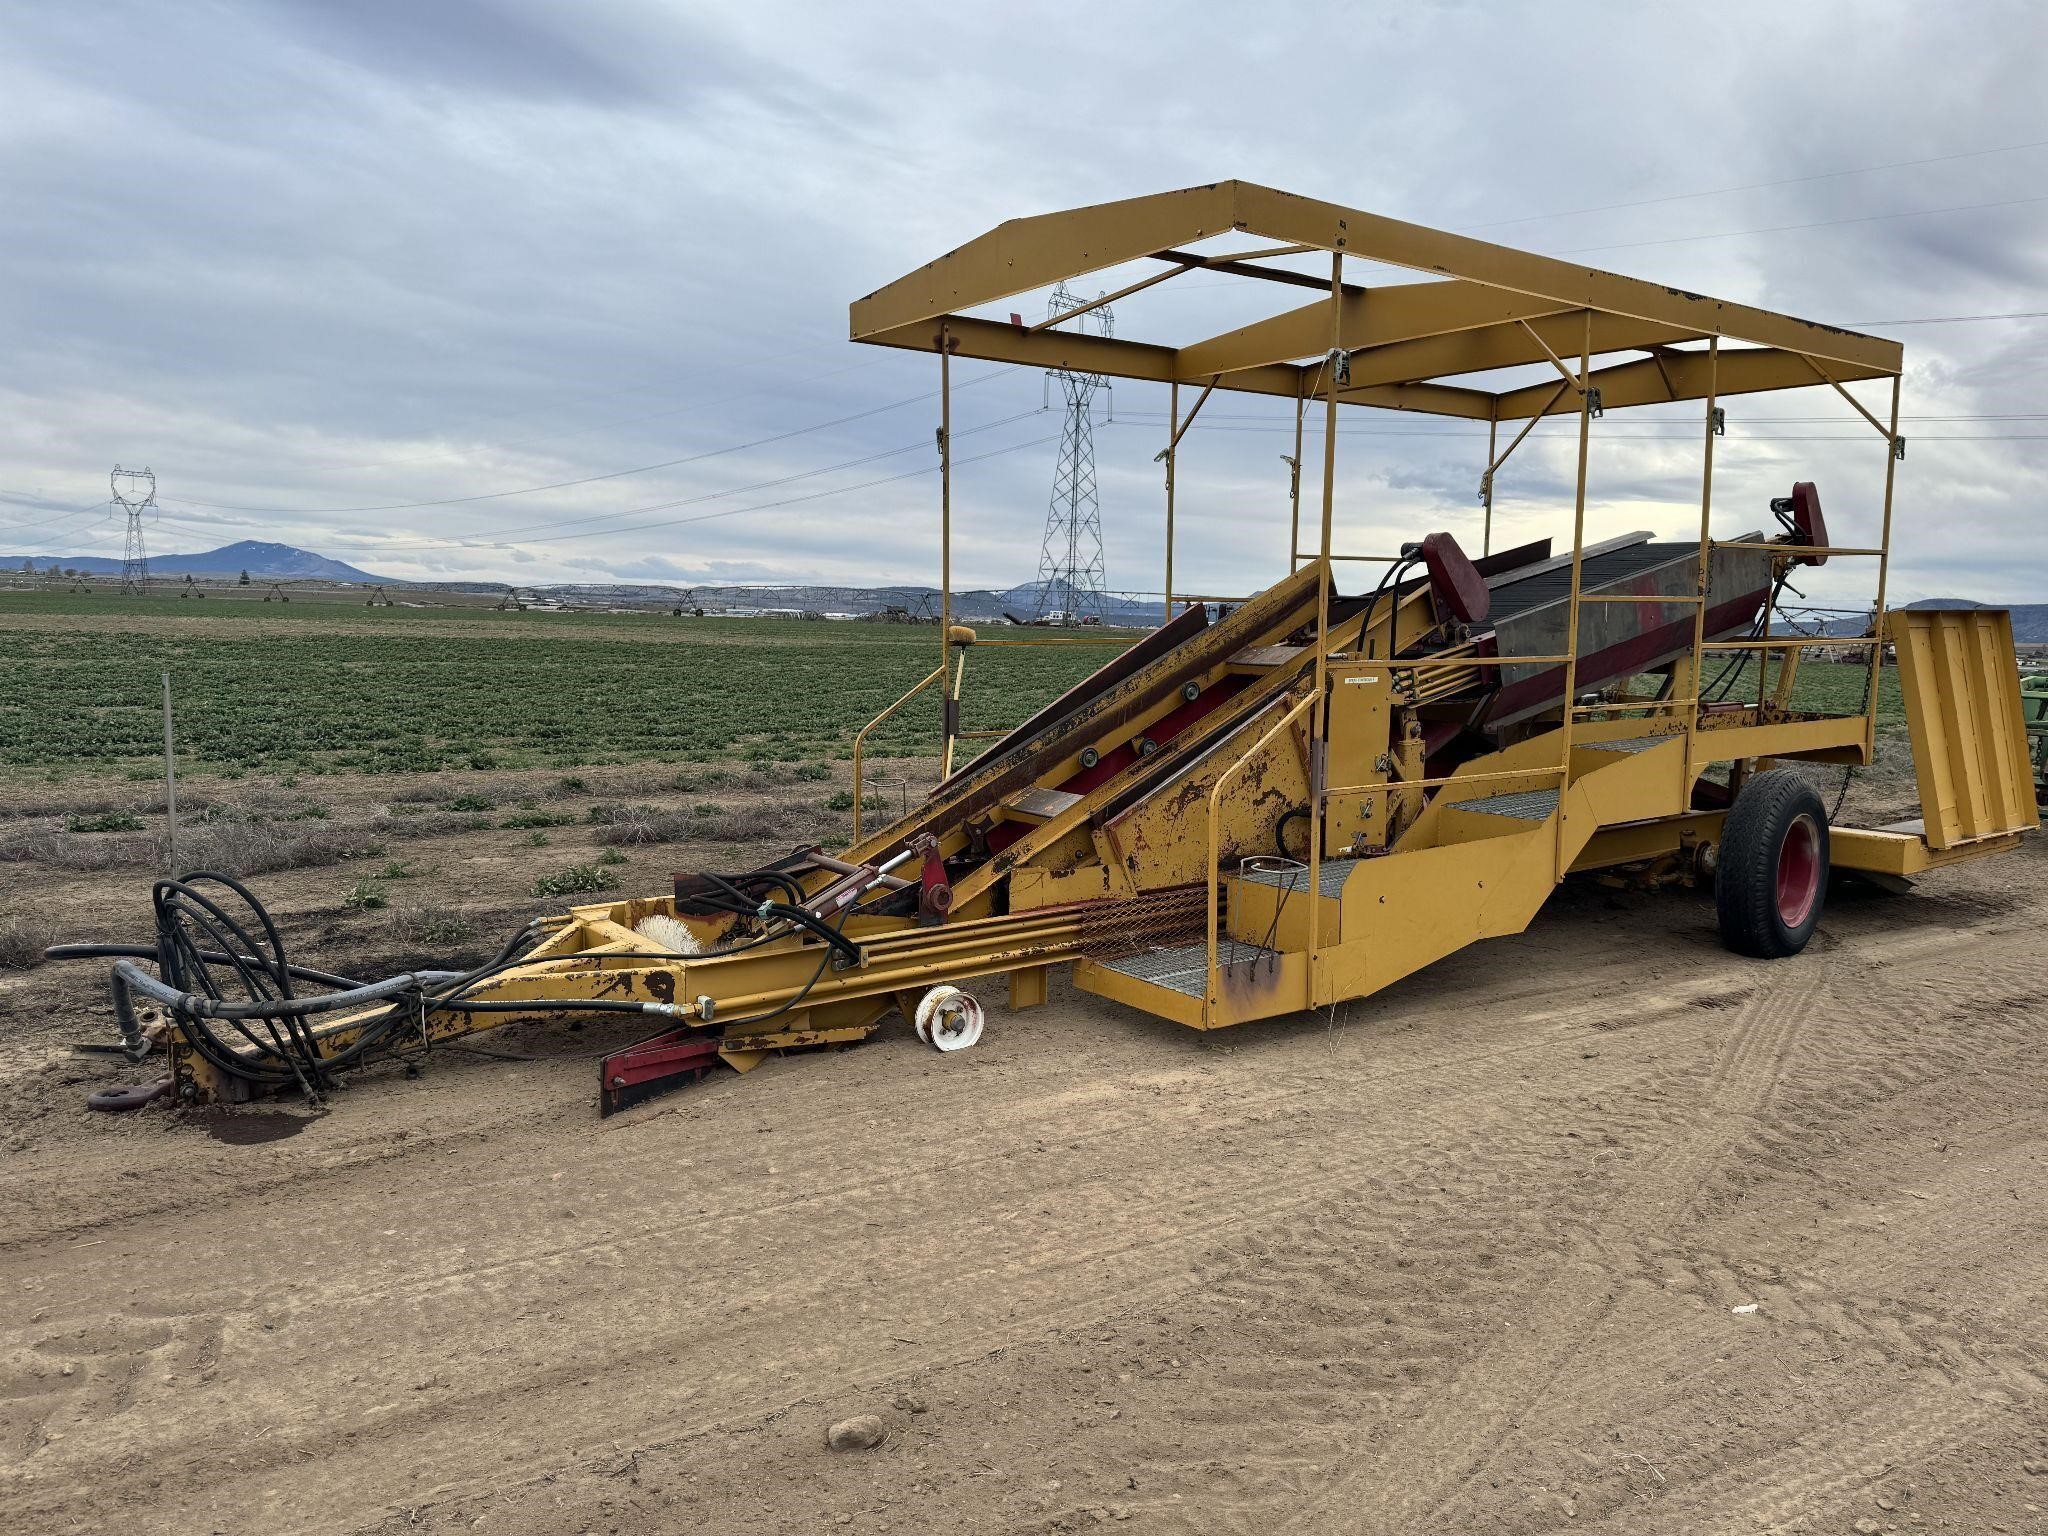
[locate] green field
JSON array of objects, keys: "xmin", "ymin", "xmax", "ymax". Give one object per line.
[
  {"xmin": 0, "ymin": 594, "xmax": 1140, "ymax": 777},
  {"xmin": 1697, "ymin": 652, "xmax": 1904, "ymax": 726},
  {"xmin": 0, "ymin": 591, "xmax": 1908, "ymax": 781}
]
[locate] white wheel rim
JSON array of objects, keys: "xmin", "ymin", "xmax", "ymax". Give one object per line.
[{"xmin": 914, "ymin": 986, "xmax": 983, "ymax": 1052}]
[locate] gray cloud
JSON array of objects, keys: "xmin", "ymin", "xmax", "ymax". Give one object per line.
[{"xmin": 1, "ymin": 0, "xmax": 2043, "ymax": 610}]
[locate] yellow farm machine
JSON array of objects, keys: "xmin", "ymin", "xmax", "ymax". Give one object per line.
[{"xmin": 57, "ymin": 182, "xmax": 2038, "ymax": 1115}]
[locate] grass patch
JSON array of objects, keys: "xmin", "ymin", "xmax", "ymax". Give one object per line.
[
  {"xmin": 343, "ymin": 877, "xmax": 389, "ymax": 911},
  {"xmin": 66, "ymin": 811, "xmax": 143, "ymax": 833},
  {"xmin": 0, "ymin": 916, "xmax": 56, "ymax": 969},
  {"xmin": 532, "ymin": 863, "xmax": 616, "ymax": 898},
  {"xmin": 500, "ymin": 809, "xmax": 577, "ymax": 830},
  {"xmin": 386, "ymin": 904, "xmax": 476, "ymax": 946}
]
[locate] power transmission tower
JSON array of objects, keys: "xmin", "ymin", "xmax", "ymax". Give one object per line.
[
  {"xmin": 1032, "ymin": 283, "xmax": 1111, "ymax": 622},
  {"xmin": 110, "ymin": 465, "xmax": 156, "ymax": 595}
]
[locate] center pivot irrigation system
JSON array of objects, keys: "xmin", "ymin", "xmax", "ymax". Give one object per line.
[{"xmin": 57, "ymin": 181, "xmax": 2038, "ymax": 1116}]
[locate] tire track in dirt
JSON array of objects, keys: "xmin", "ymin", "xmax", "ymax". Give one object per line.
[
  {"xmin": 5, "ymin": 907, "xmax": 2034, "ymax": 1536},
  {"xmin": 1346, "ymin": 930, "xmax": 2048, "ymax": 1534},
  {"xmin": 0, "ymin": 970, "xmax": 1731, "ymax": 1534},
  {"xmin": 0, "ymin": 926, "xmax": 1718, "ymax": 1255},
  {"xmin": 1081, "ymin": 916, "xmax": 2043, "ymax": 1535},
  {"xmin": 1278, "ymin": 968, "xmax": 1831, "ymax": 1534}
]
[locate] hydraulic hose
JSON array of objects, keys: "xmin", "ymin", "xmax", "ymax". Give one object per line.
[{"xmin": 57, "ymin": 853, "xmax": 866, "ymax": 1099}]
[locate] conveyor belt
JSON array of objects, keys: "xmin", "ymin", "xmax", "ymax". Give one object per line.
[{"xmin": 1487, "ymin": 541, "xmax": 1702, "ymax": 624}]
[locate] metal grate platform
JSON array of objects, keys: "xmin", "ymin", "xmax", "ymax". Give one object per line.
[
  {"xmin": 1578, "ymin": 733, "xmax": 1682, "ymax": 754},
  {"xmin": 1097, "ymin": 939, "xmax": 1281, "ymax": 997},
  {"xmin": 1452, "ymin": 787, "xmax": 1561, "ymax": 821},
  {"xmin": 1238, "ymin": 856, "xmax": 1359, "ymax": 898}
]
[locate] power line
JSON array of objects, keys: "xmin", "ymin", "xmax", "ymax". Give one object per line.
[
  {"xmin": 402, "ymin": 407, "xmax": 1048, "ymax": 548},
  {"xmin": 1555, "ymin": 191, "xmax": 2048, "ymax": 257},
  {"xmin": 1104, "ymin": 417, "xmax": 2048, "ymax": 442},
  {"xmin": 301, "ymin": 348, "xmax": 889, "ymax": 478},
  {"xmin": 1846, "ymin": 309, "xmax": 2048, "ymax": 327},
  {"xmin": 157, "ymin": 369, "xmax": 1018, "ymax": 516},
  {"xmin": 355, "ymin": 430, "xmax": 1062, "ymax": 555},
  {"xmin": 1468, "ymin": 135, "xmax": 2048, "ymax": 231}
]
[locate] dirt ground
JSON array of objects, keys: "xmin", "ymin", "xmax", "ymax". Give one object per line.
[{"xmin": 2, "ymin": 757, "xmax": 2046, "ymax": 1536}]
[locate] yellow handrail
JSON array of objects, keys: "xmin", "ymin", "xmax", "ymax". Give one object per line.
[
  {"xmin": 1204, "ymin": 686, "xmax": 1321, "ymax": 1027},
  {"xmin": 851, "ymin": 663, "xmax": 947, "ymax": 842}
]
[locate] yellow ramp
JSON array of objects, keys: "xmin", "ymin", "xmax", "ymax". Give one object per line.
[{"xmin": 1889, "ymin": 607, "xmax": 2039, "ymax": 848}]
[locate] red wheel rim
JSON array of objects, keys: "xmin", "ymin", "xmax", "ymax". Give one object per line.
[{"xmin": 1775, "ymin": 814, "xmax": 1820, "ymax": 928}]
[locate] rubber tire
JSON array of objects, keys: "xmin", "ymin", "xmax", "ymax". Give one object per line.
[{"xmin": 1715, "ymin": 768, "xmax": 1830, "ymax": 959}]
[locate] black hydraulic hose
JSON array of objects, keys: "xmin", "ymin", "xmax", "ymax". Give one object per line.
[
  {"xmin": 155, "ymin": 873, "xmax": 294, "ymax": 1000},
  {"xmin": 757, "ymin": 900, "xmax": 863, "ymax": 965},
  {"xmin": 1359, "ymin": 555, "xmax": 1422, "ymax": 661},
  {"xmin": 71, "ymin": 852, "xmax": 866, "ymax": 1093},
  {"xmin": 114, "ymin": 960, "xmax": 464, "ymax": 1021},
  {"xmin": 152, "ymin": 889, "xmax": 323, "ymax": 1091},
  {"xmin": 434, "ymin": 998, "xmax": 671, "ymax": 1015},
  {"xmin": 44, "ymin": 942, "xmax": 364, "ymax": 991},
  {"xmin": 1275, "ymin": 806, "xmax": 1310, "ymax": 858},
  {"xmin": 1703, "ymin": 568, "xmax": 1793, "ymax": 703}
]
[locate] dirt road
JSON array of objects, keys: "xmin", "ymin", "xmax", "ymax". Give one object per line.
[{"xmin": 3, "ymin": 789, "xmax": 2045, "ymax": 1533}]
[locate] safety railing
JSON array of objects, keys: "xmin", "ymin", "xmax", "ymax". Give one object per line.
[
  {"xmin": 856, "ymin": 629, "xmax": 1140, "ymax": 839},
  {"xmin": 1204, "ymin": 686, "xmax": 1320, "ymax": 1027},
  {"xmin": 1373, "ymin": 649, "xmax": 1585, "ymax": 879},
  {"xmin": 851, "ymin": 663, "xmax": 947, "ymax": 843}
]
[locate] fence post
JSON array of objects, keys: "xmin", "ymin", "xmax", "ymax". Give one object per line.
[{"xmin": 161, "ymin": 671, "xmax": 179, "ymax": 875}]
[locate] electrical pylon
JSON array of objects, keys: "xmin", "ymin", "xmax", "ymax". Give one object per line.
[
  {"xmin": 1031, "ymin": 283, "xmax": 1111, "ymax": 622},
  {"xmin": 110, "ymin": 465, "xmax": 156, "ymax": 595}
]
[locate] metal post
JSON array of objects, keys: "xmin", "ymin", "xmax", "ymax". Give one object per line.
[
  {"xmin": 1866, "ymin": 373, "xmax": 1903, "ymax": 758},
  {"xmin": 942, "ymin": 646, "xmax": 967, "ymax": 779},
  {"xmin": 1287, "ymin": 374, "xmax": 1304, "ymax": 573},
  {"xmin": 938, "ymin": 326, "xmax": 954, "ymax": 765},
  {"xmin": 1684, "ymin": 337, "xmax": 1720, "ymax": 800},
  {"xmin": 1482, "ymin": 411, "xmax": 1497, "ymax": 556},
  {"xmin": 1164, "ymin": 378, "xmax": 1178, "ymax": 625},
  {"xmin": 1553, "ymin": 312, "xmax": 1594, "ymax": 883},
  {"xmin": 1308, "ymin": 250, "xmax": 1342, "ymax": 991},
  {"xmin": 161, "ymin": 672, "xmax": 178, "ymax": 875}
]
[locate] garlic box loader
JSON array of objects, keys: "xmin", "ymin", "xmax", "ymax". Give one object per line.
[{"xmin": 57, "ymin": 182, "xmax": 2035, "ymax": 1115}]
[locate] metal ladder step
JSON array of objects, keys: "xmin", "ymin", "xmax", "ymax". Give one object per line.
[
  {"xmin": 1236, "ymin": 856, "xmax": 1359, "ymax": 899},
  {"xmin": 1095, "ymin": 939, "xmax": 1283, "ymax": 998},
  {"xmin": 1576, "ymin": 732, "xmax": 1683, "ymax": 755},
  {"xmin": 1451, "ymin": 787, "xmax": 1561, "ymax": 822}
]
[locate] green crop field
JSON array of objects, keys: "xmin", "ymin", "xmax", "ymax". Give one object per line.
[
  {"xmin": 0, "ymin": 591, "xmax": 1908, "ymax": 782},
  {"xmin": 0, "ymin": 593, "xmax": 1142, "ymax": 778},
  {"xmin": 1697, "ymin": 652, "xmax": 1904, "ymax": 726}
]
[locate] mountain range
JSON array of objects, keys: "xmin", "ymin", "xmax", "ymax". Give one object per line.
[
  {"xmin": 17, "ymin": 541, "xmax": 2043, "ymax": 638},
  {"xmin": 18, "ymin": 539, "xmax": 388, "ymax": 583}
]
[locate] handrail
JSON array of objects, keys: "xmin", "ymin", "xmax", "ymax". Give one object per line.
[
  {"xmin": 1711, "ymin": 541, "xmax": 1883, "ymax": 556},
  {"xmin": 1386, "ymin": 653, "xmax": 1576, "ymax": 669},
  {"xmin": 1204, "ymin": 686, "xmax": 1321, "ymax": 1027},
  {"xmin": 1324, "ymin": 758, "xmax": 1571, "ymax": 799},
  {"xmin": 1700, "ymin": 636, "xmax": 1880, "ymax": 652},
  {"xmin": 969, "ymin": 635, "xmax": 1132, "ymax": 649},
  {"xmin": 851, "ymin": 663, "xmax": 948, "ymax": 842}
]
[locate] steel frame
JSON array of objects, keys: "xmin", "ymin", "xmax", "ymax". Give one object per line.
[
  {"xmin": 150, "ymin": 183, "xmax": 2017, "ymax": 1110},
  {"xmin": 859, "ymin": 188, "xmax": 1905, "ymax": 793},
  {"xmin": 851, "ymin": 180, "xmax": 1916, "ymax": 1023}
]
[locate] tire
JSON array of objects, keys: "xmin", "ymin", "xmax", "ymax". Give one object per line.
[{"xmin": 1715, "ymin": 769, "xmax": 1829, "ymax": 959}]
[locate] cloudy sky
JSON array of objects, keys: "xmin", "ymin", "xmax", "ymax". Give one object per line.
[{"xmin": 1, "ymin": 0, "xmax": 2043, "ymax": 612}]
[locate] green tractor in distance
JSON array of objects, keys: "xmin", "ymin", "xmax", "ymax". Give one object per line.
[{"xmin": 2022, "ymin": 667, "xmax": 2048, "ymax": 802}]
